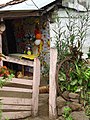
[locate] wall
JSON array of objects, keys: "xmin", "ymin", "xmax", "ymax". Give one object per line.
[{"xmin": 50, "ymin": 8, "xmax": 90, "ymax": 58}]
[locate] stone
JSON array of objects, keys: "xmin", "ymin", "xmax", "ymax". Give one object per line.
[
  {"xmin": 70, "ymin": 98, "xmax": 79, "ymax": 103},
  {"xmin": 58, "ymin": 106, "xmax": 71, "ymax": 116},
  {"xmin": 71, "ymin": 111, "xmax": 89, "ymax": 120},
  {"xmin": 80, "ymin": 99, "xmax": 84, "ymax": 106},
  {"xmin": 69, "ymin": 92, "xmax": 79, "ymax": 99},
  {"xmin": 69, "ymin": 102, "xmax": 82, "ymax": 111},
  {"xmin": 56, "ymin": 116, "xmax": 64, "ymax": 120},
  {"xmin": 57, "ymin": 96, "xmax": 66, "ymax": 108},
  {"xmin": 62, "ymin": 91, "xmax": 69, "ymax": 100},
  {"xmin": 57, "ymin": 108, "xmax": 62, "ymax": 116}
]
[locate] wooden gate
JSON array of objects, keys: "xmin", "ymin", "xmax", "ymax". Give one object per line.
[{"xmin": 0, "ymin": 56, "xmax": 40, "ymax": 120}]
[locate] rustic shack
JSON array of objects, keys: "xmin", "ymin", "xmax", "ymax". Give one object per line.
[{"xmin": 0, "ymin": 0, "xmax": 57, "ymax": 119}]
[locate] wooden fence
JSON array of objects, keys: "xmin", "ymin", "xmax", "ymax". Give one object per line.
[{"xmin": 0, "ymin": 56, "xmax": 40, "ymax": 120}]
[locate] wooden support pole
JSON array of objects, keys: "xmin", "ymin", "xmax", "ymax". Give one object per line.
[
  {"xmin": 32, "ymin": 58, "xmax": 40, "ymax": 116},
  {"xmin": 49, "ymin": 48, "xmax": 57, "ymax": 119}
]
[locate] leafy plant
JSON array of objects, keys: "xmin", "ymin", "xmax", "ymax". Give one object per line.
[
  {"xmin": 0, "ymin": 66, "xmax": 14, "ymax": 88},
  {"xmin": 54, "ymin": 9, "xmax": 90, "ymax": 119},
  {"xmin": 58, "ymin": 60, "xmax": 90, "ymax": 92},
  {"xmin": 63, "ymin": 107, "xmax": 73, "ymax": 120},
  {"xmin": 53, "ymin": 9, "xmax": 90, "ymax": 94}
]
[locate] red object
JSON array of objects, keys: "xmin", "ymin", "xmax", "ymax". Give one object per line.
[
  {"xmin": 35, "ymin": 33, "xmax": 41, "ymax": 39},
  {"xmin": 34, "ymin": 29, "xmax": 40, "ymax": 35}
]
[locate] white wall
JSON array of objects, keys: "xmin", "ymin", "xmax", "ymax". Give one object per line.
[{"xmin": 50, "ymin": 8, "xmax": 90, "ymax": 58}]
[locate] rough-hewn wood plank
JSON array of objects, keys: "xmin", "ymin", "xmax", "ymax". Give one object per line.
[
  {"xmin": 32, "ymin": 58, "xmax": 40, "ymax": 116},
  {"xmin": 0, "ymin": 87, "xmax": 33, "ymax": 93},
  {"xmin": 7, "ymin": 78, "xmax": 33, "ymax": 86},
  {"xmin": 0, "ymin": 11, "xmax": 39, "ymax": 18},
  {"xmin": 0, "ymin": 91, "xmax": 32, "ymax": 98},
  {"xmin": 2, "ymin": 111, "xmax": 31, "ymax": 120},
  {"xmin": 49, "ymin": 48, "xmax": 57, "ymax": 119},
  {"xmin": 1, "ymin": 105, "xmax": 31, "ymax": 111},
  {"xmin": 0, "ymin": 97, "xmax": 32, "ymax": 105},
  {"xmin": 2, "ymin": 56, "xmax": 34, "ymax": 67}
]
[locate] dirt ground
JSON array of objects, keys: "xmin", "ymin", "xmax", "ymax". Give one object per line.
[
  {"xmin": 26, "ymin": 94, "xmax": 50, "ymax": 120},
  {"xmin": 26, "ymin": 76, "xmax": 50, "ymax": 120}
]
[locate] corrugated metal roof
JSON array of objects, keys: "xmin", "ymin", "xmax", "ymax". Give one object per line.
[{"xmin": 0, "ymin": 0, "xmax": 55, "ymax": 11}]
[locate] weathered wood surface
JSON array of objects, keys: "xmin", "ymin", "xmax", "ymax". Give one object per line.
[
  {"xmin": 0, "ymin": 58, "xmax": 40, "ymax": 119},
  {"xmin": 0, "ymin": 86, "xmax": 33, "ymax": 93},
  {"xmin": 49, "ymin": 48, "xmax": 57, "ymax": 119},
  {"xmin": 1, "ymin": 105, "xmax": 31, "ymax": 111},
  {"xmin": 6, "ymin": 78, "xmax": 33, "ymax": 86},
  {"xmin": 2, "ymin": 55, "xmax": 34, "ymax": 67},
  {"xmin": 0, "ymin": 11, "xmax": 39, "ymax": 18},
  {"xmin": 0, "ymin": 97, "xmax": 32, "ymax": 105},
  {"xmin": 2, "ymin": 111, "xmax": 31, "ymax": 120},
  {"xmin": 32, "ymin": 58, "xmax": 40, "ymax": 116}
]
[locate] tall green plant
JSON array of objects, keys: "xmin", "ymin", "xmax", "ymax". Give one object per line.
[
  {"xmin": 53, "ymin": 9, "xmax": 90, "ymax": 119},
  {"xmin": 53, "ymin": 9, "xmax": 90, "ymax": 93}
]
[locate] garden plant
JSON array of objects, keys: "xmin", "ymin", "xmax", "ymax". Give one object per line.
[{"xmin": 53, "ymin": 9, "xmax": 90, "ymax": 119}]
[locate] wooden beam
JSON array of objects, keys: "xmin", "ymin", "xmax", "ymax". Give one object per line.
[
  {"xmin": 6, "ymin": 78, "xmax": 33, "ymax": 86},
  {"xmin": 49, "ymin": 48, "xmax": 57, "ymax": 119},
  {"xmin": 0, "ymin": 97, "xmax": 32, "ymax": 105},
  {"xmin": 0, "ymin": 86, "xmax": 33, "ymax": 93},
  {"xmin": 0, "ymin": 11, "xmax": 40, "ymax": 18},
  {"xmin": 2, "ymin": 56, "xmax": 34, "ymax": 67},
  {"xmin": 1, "ymin": 105, "xmax": 31, "ymax": 111},
  {"xmin": 32, "ymin": 58, "xmax": 40, "ymax": 116},
  {"xmin": 2, "ymin": 111, "xmax": 31, "ymax": 120}
]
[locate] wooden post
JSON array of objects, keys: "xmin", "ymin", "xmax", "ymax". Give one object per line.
[
  {"xmin": 32, "ymin": 58, "xmax": 40, "ymax": 116},
  {"xmin": 0, "ymin": 32, "xmax": 3, "ymax": 66},
  {"xmin": 49, "ymin": 48, "xmax": 57, "ymax": 119}
]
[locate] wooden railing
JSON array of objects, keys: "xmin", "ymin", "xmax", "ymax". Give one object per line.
[{"xmin": 0, "ymin": 56, "xmax": 40, "ymax": 120}]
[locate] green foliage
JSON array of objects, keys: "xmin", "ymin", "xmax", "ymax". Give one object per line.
[
  {"xmin": 54, "ymin": 9, "xmax": 90, "ymax": 92},
  {"xmin": 0, "ymin": 74, "xmax": 14, "ymax": 88},
  {"xmin": 63, "ymin": 107, "xmax": 73, "ymax": 120},
  {"xmin": 54, "ymin": 9, "xmax": 90, "ymax": 119},
  {"xmin": 58, "ymin": 61, "xmax": 90, "ymax": 92},
  {"xmin": 0, "ymin": 66, "xmax": 14, "ymax": 88},
  {"xmin": 70, "ymin": 62, "xmax": 90, "ymax": 87}
]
